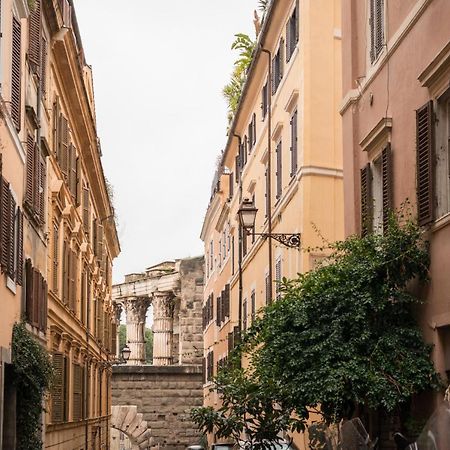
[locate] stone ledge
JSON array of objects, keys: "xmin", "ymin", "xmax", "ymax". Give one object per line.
[{"xmin": 113, "ymin": 364, "xmax": 202, "ymax": 375}]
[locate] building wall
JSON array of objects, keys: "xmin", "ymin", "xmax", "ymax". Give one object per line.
[
  {"xmin": 112, "ymin": 366, "xmax": 203, "ymax": 450},
  {"xmin": 200, "ymin": 0, "xmax": 343, "ymax": 447},
  {"xmin": 341, "ymin": 0, "xmax": 450, "ymax": 413}
]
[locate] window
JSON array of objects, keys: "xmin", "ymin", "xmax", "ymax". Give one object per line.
[
  {"xmin": 243, "ymin": 298, "xmax": 248, "ymax": 331},
  {"xmin": 0, "ymin": 175, "xmax": 24, "ymax": 285},
  {"xmin": 435, "ymin": 92, "xmax": 450, "ymax": 219},
  {"xmin": 275, "ymin": 258, "xmax": 282, "ymax": 300},
  {"xmin": 265, "ymin": 272, "xmax": 271, "ymax": 305},
  {"xmin": 218, "ymin": 239, "xmax": 222, "ymax": 268},
  {"xmin": 265, "ymin": 165, "xmax": 269, "ymax": 218},
  {"xmin": 251, "ymin": 290, "xmax": 256, "ymax": 323},
  {"xmin": 25, "ymin": 134, "xmax": 46, "ymax": 226},
  {"xmin": 369, "ymin": 0, "xmax": 385, "ymax": 63},
  {"xmin": 52, "ymin": 223, "xmax": 59, "ymax": 293},
  {"xmin": 276, "ymin": 140, "xmax": 282, "ymax": 199},
  {"xmin": 51, "ymin": 352, "xmax": 69, "ymax": 423},
  {"xmin": 360, "ymin": 145, "xmax": 392, "ymax": 235},
  {"xmin": 72, "ymin": 363, "xmax": 83, "ymax": 421},
  {"xmin": 272, "ymin": 39, "xmax": 284, "ymax": 95},
  {"xmin": 11, "ymin": 16, "xmax": 22, "ymax": 131},
  {"xmin": 210, "ymin": 240, "xmax": 214, "ymax": 272},
  {"xmin": 262, "ymin": 81, "xmax": 269, "ymax": 120},
  {"xmin": 24, "ymin": 259, "xmax": 47, "ymax": 331},
  {"xmin": 286, "ymin": 5, "xmax": 298, "ymax": 62},
  {"xmin": 290, "ymin": 110, "xmax": 298, "ymax": 176},
  {"xmin": 248, "ymin": 113, "xmax": 256, "ymax": 151},
  {"xmin": 28, "ymin": 0, "xmax": 41, "ymax": 74}
]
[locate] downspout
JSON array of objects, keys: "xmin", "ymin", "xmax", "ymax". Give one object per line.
[
  {"xmin": 233, "ymin": 133, "xmax": 243, "ymax": 332},
  {"xmin": 85, "ymin": 276, "xmax": 90, "ymax": 450},
  {"xmin": 260, "ymin": 48, "xmax": 273, "ymax": 303}
]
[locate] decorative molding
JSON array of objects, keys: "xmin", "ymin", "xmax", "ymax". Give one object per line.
[
  {"xmin": 215, "ymin": 203, "xmax": 230, "ymax": 233},
  {"xmin": 359, "ymin": 117, "xmax": 392, "ymax": 152},
  {"xmin": 418, "ymin": 40, "xmax": 450, "ymax": 97},
  {"xmin": 284, "ymin": 89, "xmax": 299, "ymax": 114},
  {"xmin": 271, "ymin": 121, "xmax": 283, "ymax": 141}
]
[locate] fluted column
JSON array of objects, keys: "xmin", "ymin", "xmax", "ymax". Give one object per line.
[
  {"xmin": 113, "ymin": 303, "xmax": 123, "ymax": 360},
  {"xmin": 152, "ymin": 292, "xmax": 175, "ymax": 366},
  {"xmin": 124, "ymin": 297, "xmax": 150, "ymax": 365}
]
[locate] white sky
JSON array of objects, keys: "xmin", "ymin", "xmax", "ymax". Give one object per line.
[{"xmin": 74, "ymin": 0, "xmax": 258, "ymax": 284}]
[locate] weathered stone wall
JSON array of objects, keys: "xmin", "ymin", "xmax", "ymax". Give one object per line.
[
  {"xmin": 112, "ymin": 365, "xmax": 203, "ymax": 450},
  {"xmin": 178, "ymin": 257, "xmax": 204, "ymax": 365}
]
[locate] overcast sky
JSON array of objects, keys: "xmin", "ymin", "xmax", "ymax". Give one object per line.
[{"xmin": 74, "ymin": 0, "xmax": 258, "ymax": 284}]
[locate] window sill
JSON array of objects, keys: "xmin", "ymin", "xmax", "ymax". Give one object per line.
[
  {"xmin": 432, "ymin": 213, "xmax": 450, "ymax": 233},
  {"xmin": 6, "ymin": 276, "xmax": 16, "ymax": 294}
]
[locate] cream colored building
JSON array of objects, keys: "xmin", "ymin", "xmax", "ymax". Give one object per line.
[
  {"xmin": 0, "ymin": 0, "xmax": 120, "ymax": 448},
  {"xmin": 200, "ymin": 0, "xmax": 343, "ymax": 447}
]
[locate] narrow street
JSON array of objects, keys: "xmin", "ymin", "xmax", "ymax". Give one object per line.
[{"xmin": 0, "ymin": 1, "xmax": 449, "ymax": 449}]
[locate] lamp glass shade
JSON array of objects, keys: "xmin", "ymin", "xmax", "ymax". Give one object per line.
[
  {"xmin": 238, "ymin": 199, "xmax": 258, "ymax": 230},
  {"xmin": 122, "ymin": 345, "xmax": 131, "ymax": 362}
]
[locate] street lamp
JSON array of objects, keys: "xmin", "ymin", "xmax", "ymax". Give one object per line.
[
  {"xmin": 237, "ymin": 198, "xmax": 301, "ymax": 248},
  {"xmin": 121, "ymin": 344, "xmax": 131, "ymax": 363}
]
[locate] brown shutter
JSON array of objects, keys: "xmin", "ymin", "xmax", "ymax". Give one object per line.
[
  {"xmin": 290, "ymin": 110, "xmax": 298, "ymax": 176},
  {"xmin": 82, "ymin": 186, "xmax": 90, "ymax": 234},
  {"xmin": 51, "ymin": 352, "xmax": 64, "ymax": 423},
  {"xmin": 11, "ymin": 16, "xmax": 21, "ymax": 131},
  {"xmin": 33, "ymin": 268, "xmax": 40, "ymax": 327},
  {"xmin": 295, "ymin": 0, "xmax": 299, "ymax": 42},
  {"xmin": 73, "ymin": 363, "xmax": 82, "ymax": 421},
  {"xmin": 279, "ymin": 38, "xmax": 284, "ymax": 80},
  {"xmin": 41, "ymin": 37, "xmax": 47, "ymax": 96},
  {"xmin": 360, "ymin": 163, "xmax": 372, "ymax": 236},
  {"xmin": 7, "ymin": 192, "xmax": 16, "ymax": 278},
  {"xmin": 59, "ymin": 115, "xmax": 69, "ymax": 177},
  {"xmin": 382, "ymin": 144, "xmax": 393, "ymax": 232},
  {"xmin": 265, "ymin": 272, "xmax": 271, "ymax": 305},
  {"xmin": 53, "ymin": 98, "xmax": 60, "ymax": 155},
  {"xmin": 38, "ymin": 154, "xmax": 46, "ymax": 224},
  {"xmin": 0, "ymin": 179, "xmax": 10, "ymax": 270},
  {"xmin": 375, "ymin": 0, "xmax": 384, "ymax": 55},
  {"xmin": 276, "ymin": 141, "xmax": 282, "ymax": 199},
  {"xmin": 69, "ymin": 249, "xmax": 76, "ymax": 312},
  {"xmin": 52, "ymin": 224, "xmax": 59, "ymax": 293},
  {"xmin": 62, "ymin": 240, "xmax": 69, "ymax": 304},
  {"xmin": 416, "ymin": 101, "xmax": 435, "ymax": 226},
  {"xmin": 68, "ymin": 144, "xmax": 77, "ymax": 196},
  {"xmin": 97, "ymin": 223, "xmax": 104, "ymax": 259},
  {"xmin": 25, "ymin": 135, "xmax": 35, "ymax": 208},
  {"xmin": 16, "ymin": 208, "xmax": 23, "ymax": 285},
  {"xmin": 25, "ymin": 259, "xmax": 33, "ymax": 322},
  {"xmin": 41, "ymin": 278, "xmax": 48, "ymax": 332},
  {"xmin": 28, "ymin": 0, "xmax": 41, "ymax": 73},
  {"xmin": 286, "ymin": 20, "xmax": 291, "ymax": 63}
]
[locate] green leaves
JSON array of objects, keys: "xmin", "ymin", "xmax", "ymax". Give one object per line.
[
  {"xmin": 193, "ymin": 213, "xmax": 441, "ymax": 446},
  {"xmin": 12, "ymin": 322, "xmax": 53, "ymax": 450}
]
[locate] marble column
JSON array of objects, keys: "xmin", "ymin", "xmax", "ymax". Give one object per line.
[
  {"xmin": 152, "ymin": 292, "xmax": 175, "ymax": 366},
  {"xmin": 124, "ymin": 297, "xmax": 150, "ymax": 365},
  {"xmin": 113, "ymin": 303, "xmax": 122, "ymax": 360}
]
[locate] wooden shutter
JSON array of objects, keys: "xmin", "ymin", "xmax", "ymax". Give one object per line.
[
  {"xmin": 290, "ymin": 110, "xmax": 298, "ymax": 176},
  {"xmin": 51, "ymin": 353, "xmax": 64, "ymax": 423},
  {"xmin": 0, "ymin": 179, "xmax": 10, "ymax": 270},
  {"xmin": 25, "ymin": 135, "xmax": 35, "ymax": 208},
  {"xmin": 59, "ymin": 115, "xmax": 69, "ymax": 177},
  {"xmin": 53, "ymin": 98, "xmax": 60, "ymax": 155},
  {"xmin": 52, "ymin": 224, "xmax": 59, "ymax": 293},
  {"xmin": 375, "ymin": 0, "xmax": 384, "ymax": 56},
  {"xmin": 38, "ymin": 155, "xmax": 46, "ymax": 224},
  {"xmin": 279, "ymin": 38, "xmax": 284, "ymax": 81},
  {"xmin": 295, "ymin": 0, "xmax": 299, "ymax": 42},
  {"xmin": 416, "ymin": 101, "xmax": 435, "ymax": 226},
  {"xmin": 251, "ymin": 291, "xmax": 256, "ymax": 322},
  {"xmin": 63, "ymin": 355, "xmax": 69, "ymax": 421},
  {"xmin": 97, "ymin": 223, "xmax": 104, "ymax": 259},
  {"xmin": 271, "ymin": 55, "xmax": 276, "ymax": 95},
  {"xmin": 275, "ymin": 259, "xmax": 282, "ymax": 300},
  {"xmin": 62, "ymin": 240, "xmax": 69, "ymax": 304},
  {"xmin": 7, "ymin": 193, "xmax": 16, "ymax": 278},
  {"xmin": 40, "ymin": 278, "xmax": 48, "ymax": 332},
  {"xmin": 382, "ymin": 144, "xmax": 393, "ymax": 232},
  {"xmin": 33, "ymin": 268, "xmax": 40, "ymax": 327},
  {"xmin": 82, "ymin": 186, "xmax": 90, "ymax": 235},
  {"xmin": 68, "ymin": 144, "xmax": 77, "ymax": 196},
  {"xmin": 360, "ymin": 163, "xmax": 372, "ymax": 235},
  {"xmin": 216, "ymin": 295, "xmax": 221, "ymax": 326},
  {"xmin": 69, "ymin": 250, "xmax": 76, "ymax": 312},
  {"xmin": 111, "ymin": 321, "xmax": 117, "ymax": 356},
  {"xmin": 265, "ymin": 272, "xmax": 271, "ymax": 305},
  {"xmin": 286, "ymin": 20, "xmax": 291, "ymax": 63},
  {"xmin": 25, "ymin": 259, "xmax": 33, "ymax": 322},
  {"xmin": 28, "ymin": 0, "xmax": 41, "ymax": 73},
  {"xmin": 16, "ymin": 208, "xmax": 23, "ymax": 285},
  {"xmin": 41, "ymin": 37, "xmax": 47, "ymax": 96},
  {"xmin": 11, "ymin": 16, "xmax": 21, "ymax": 131},
  {"xmin": 276, "ymin": 141, "xmax": 282, "ymax": 199},
  {"xmin": 73, "ymin": 363, "xmax": 82, "ymax": 421},
  {"xmin": 243, "ymin": 299, "xmax": 247, "ymax": 330}
]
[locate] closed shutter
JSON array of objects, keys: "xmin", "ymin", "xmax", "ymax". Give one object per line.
[
  {"xmin": 41, "ymin": 37, "xmax": 47, "ymax": 96},
  {"xmin": 251, "ymin": 291, "xmax": 255, "ymax": 322},
  {"xmin": 16, "ymin": 208, "xmax": 23, "ymax": 285},
  {"xmin": 224, "ymin": 284, "xmax": 230, "ymax": 318},
  {"xmin": 416, "ymin": 101, "xmax": 434, "ymax": 226},
  {"xmin": 41, "ymin": 278, "xmax": 48, "ymax": 332},
  {"xmin": 75, "ymin": 157, "xmax": 81, "ymax": 206},
  {"xmin": 73, "ymin": 363, "xmax": 82, "ymax": 421},
  {"xmin": 62, "ymin": 240, "xmax": 69, "ymax": 304},
  {"xmin": 52, "ymin": 224, "xmax": 59, "ymax": 293},
  {"xmin": 265, "ymin": 272, "xmax": 271, "ymax": 305},
  {"xmin": 375, "ymin": 0, "xmax": 384, "ymax": 56},
  {"xmin": 295, "ymin": 0, "xmax": 299, "ymax": 42},
  {"xmin": 111, "ymin": 321, "xmax": 117, "ymax": 356},
  {"xmin": 33, "ymin": 268, "xmax": 40, "ymax": 327},
  {"xmin": 82, "ymin": 186, "xmax": 90, "ymax": 235},
  {"xmin": 68, "ymin": 144, "xmax": 77, "ymax": 196},
  {"xmin": 275, "ymin": 259, "xmax": 282, "ymax": 300},
  {"xmin": 7, "ymin": 193, "xmax": 16, "ymax": 278},
  {"xmin": 11, "ymin": 16, "xmax": 21, "ymax": 131},
  {"xmin": 28, "ymin": 0, "xmax": 41, "ymax": 72},
  {"xmin": 360, "ymin": 163, "xmax": 372, "ymax": 236},
  {"xmin": 25, "ymin": 259, "xmax": 33, "ymax": 322},
  {"xmin": 243, "ymin": 299, "xmax": 247, "ymax": 330},
  {"xmin": 286, "ymin": 20, "xmax": 291, "ymax": 63},
  {"xmin": 382, "ymin": 144, "xmax": 393, "ymax": 232},
  {"xmin": 59, "ymin": 115, "xmax": 69, "ymax": 177},
  {"xmin": 53, "ymin": 98, "xmax": 60, "ymax": 155},
  {"xmin": 279, "ymin": 38, "xmax": 284, "ymax": 81},
  {"xmin": 97, "ymin": 223, "xmax": 104, "ymax": 259},
  {"xmin": 276, "ymin": 141, "xmax": 282, "ymax": 199},
  {"xmin": 216, "ymin": 295, "xmax": 221, "ymax": 326},
  {"xmin": 227, "ymin": 331, "xmax": 234, "ymax": 353},
  {"xmin": 69, "ymin": 250, "xmax": 76, "ymax": 312},
  {"xmin": 0, "ymin": 179, "xmax": 10, "ymax": 270},
  {"xmin": 290, "ymin": 110, "xmax": 298, "ymax": 176},
  {"xmin": 38, "ymin": 155, "xmax": 46, "ymax": 224},
  {"xmin": 51, "ymin": 352, "xmax": 65, "ymax": 423},
  {"xmin": 202, "ymin": 357, "xmax": 206, "ymax": 384},
  {"xmin": 271, "ymin": 55, "xmax": 276, "ymax": 95},
  {"xmin": 25, "ymin": 135, "xmax": 35, "ymax": 208}
]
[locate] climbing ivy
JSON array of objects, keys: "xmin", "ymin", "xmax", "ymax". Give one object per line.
[{"xmin": 12, "ymin": 322, "xmax": 53, "ymax": 450}]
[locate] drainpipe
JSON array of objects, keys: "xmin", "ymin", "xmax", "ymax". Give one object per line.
[
  {"xmin": 260, "ymin": 48, "xmax": 273, "ymax": 303},
  {"xmin": 85, "ymin": 276, "xmax": 91, "ymax": 450},
  {"xmin": 233, "ymin": 134, "xmax": 243, "ymax": 332}
]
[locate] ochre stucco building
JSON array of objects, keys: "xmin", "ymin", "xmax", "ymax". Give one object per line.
[
  {"xmin": 0, "ymin": 0, "xmax": 120, "ymax": 448},
  {"xmin": 200, "ymin": 0, "xmax": 343, "ymax": 447}
]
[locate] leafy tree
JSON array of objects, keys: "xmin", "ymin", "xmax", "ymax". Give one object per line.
[
  {"xmin": 192, "ymin": 213, "xmax": 440, "ymax": 446},
  {"xmin": 223, "ymin": 33, "xmax": 256, "ymax": 124}
]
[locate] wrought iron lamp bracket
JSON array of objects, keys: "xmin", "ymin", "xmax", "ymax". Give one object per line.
[{"xmin": 251, "ymin": 232, "xmax": 301, "ymax": 248}]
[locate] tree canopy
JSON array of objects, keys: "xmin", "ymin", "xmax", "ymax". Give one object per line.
[{"xmin": 192, "ymin": 214, "xmax": 440, "ymax": 447}]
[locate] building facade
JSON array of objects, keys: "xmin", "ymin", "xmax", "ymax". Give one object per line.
[
  {"xmin": 0, "ymin": 0, "xmax": 120, "ymax": 448},
  {"xmin": 341, "ymin": 0, "xmax": 450, "ymax": 429},
  {"xmin": 200, "ymin": 0, "xmax": 343, "ymax": 447}
]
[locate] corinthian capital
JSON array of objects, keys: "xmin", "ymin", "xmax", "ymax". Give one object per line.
[
  {"xmin": 153, "ymin": 291, "xmax": 175, "ymax": 319},
  {"xmin": 124, "ymin": 296, "xmax": 151, "ymax": 323}
]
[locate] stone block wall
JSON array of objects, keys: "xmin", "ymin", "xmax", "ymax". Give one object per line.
[{"xmin": 112, "ymin": 365, "xmax": 203, "ymax": 450}]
